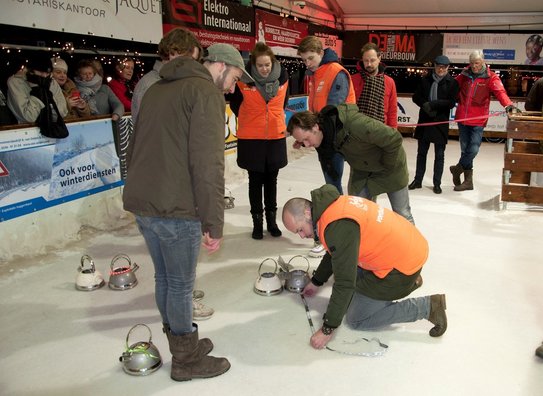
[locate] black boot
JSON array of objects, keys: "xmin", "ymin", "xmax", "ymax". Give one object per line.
[
  {"xmin": 251, "ymin": 213, "xmax": 263, "ymax": 240},
  {"xmin": 265, "ymin": 210, "xmax": 282, "ymax": 237}
]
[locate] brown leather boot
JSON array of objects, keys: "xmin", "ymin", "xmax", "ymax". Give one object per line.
[
  {"xmin": 167, "ymin": 328, "xmax": 230, "ymax": 381},
  {"xmin": 428, "ymin": 294, "xmax": 447, "ymax": 337},
  {"xmin": 454, "ymin": 169, "xmax": 473, "ymax": 191},
  {"xmin": 164, "ymin": 323, "xmax": 213, "ymax": 356},
  {"xmin": 449, "ymin": 164, "xmax": 464, "ymax": 186}
]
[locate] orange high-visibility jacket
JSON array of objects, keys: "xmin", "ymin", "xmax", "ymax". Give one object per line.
[{"xmin": 308, "ymin": 62, "xmax": 356, "ymax": 112}]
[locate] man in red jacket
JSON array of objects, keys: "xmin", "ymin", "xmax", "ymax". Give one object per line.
[{"xmin": 450, "ymin": 50, "xmax": 520, "ymax": 191}]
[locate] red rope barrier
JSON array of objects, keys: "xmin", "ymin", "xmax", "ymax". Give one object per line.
[{"xmin": 400, "ymin": 111, "xmax": 506, "ymax": 128}]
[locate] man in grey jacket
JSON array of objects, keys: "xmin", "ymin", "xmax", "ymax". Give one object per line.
[{"xmin": 123, "ymin": 43, "xmax": 251, "ymax": 382}]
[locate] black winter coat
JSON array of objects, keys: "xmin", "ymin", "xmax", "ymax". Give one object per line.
[{"xmin": 412, "ymin": 73, "xmax": 459, "ymax": 145}]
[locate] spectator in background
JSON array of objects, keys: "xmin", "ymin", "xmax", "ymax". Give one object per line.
[
  {"xmin": 296, "ymin": 35, "xmax": 356, "ymax": 258},
  {"xmin": 525, "ymin": 77, "xmax": 543, "ymax": 112},
  {"xmin": 131, "ymin": 28, "xmax": 202, "ymax": 123},
  {"xmin": 352, "ymin": 42, "xmax": 398, "ymax": 128},
  {"xmin": 524, "ymin": 35, "xmax": 543, "ymax": 66},
  {"xmin": 0, "ymin": 89, "xmax": 17, "ymax": 126},
  {"xmin": 409, "ymin": 55, "xmax": 459, "ymax": 194},
  {"xmin": 50, "ymin": 57, "xmax": 91, "ymax": 120},
  {"xmin": 228, "ymin": 42, "xmax": 288, "ymax": 240},
  {"xmin": 74, "ymin": 59, "xmax": 123, "ymax": 121},
  {"xmin": 109, "ymin": 57, "xmax": 136, "ymax": 112},
  {"xmin": 7, "ymin": 52, "xmax": 68, "ymax": 123},
  {"xmin": 450, "ymin": 50, "xmax": 520, "ymax": 192}
]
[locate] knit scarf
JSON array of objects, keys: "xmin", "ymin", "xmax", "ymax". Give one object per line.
[
  {"xmin": 74, "ymin": 74, "xmax": 101, "ymax": 115},
  {"xmin": 250, "ymin": 60, "xmax": 280, "ymax": 102},
  {"xmin": 429, "ymin": 72, "xmax": 445, "ymax": 101},
  {"xmin": 356, "ymin": 72, "xmax": 385, "ymax": 123}
]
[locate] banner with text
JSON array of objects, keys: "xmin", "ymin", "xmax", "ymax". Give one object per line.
[
  {"xmin": 309, "ymin": 24, "xmax": 342, "ymax": 58},
  {"xmin": 0, "ymin": 120, "xmax": 122, "ymax": 222},
  {"xmin": 1, "ymin": 0, "xmax": 163, "ymax": 43},
  {"xmin": 255, "ymin": 9, "xmax": 308, "ymax": 57},
  {"xmin": 444, "ymin": 33, "xmax": 543, "ymax": 66},
  {"xmin": 162, "ymin": 0, "xmax": 255, "ymax": 50},
  {"xmin": 342, "ymin": 32, "xmax": 443, "ymax": 63}
]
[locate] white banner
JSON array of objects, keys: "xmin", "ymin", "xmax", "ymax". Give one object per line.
[
  {"xmin": 444, "ymin": 33, "xmax": 543, "ymax": 66},
  {"xmin": 2, "ymin": 0, "xmax": 163, "ymax": 44}
]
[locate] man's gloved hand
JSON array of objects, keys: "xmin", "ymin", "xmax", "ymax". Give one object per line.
[
  {"xmin": 422, "ymin": 102, "xmax": 437, "ymax": 118},
  {"xmin": 505, "ymin": 105, "xmax": 521, "ymax": 114}
]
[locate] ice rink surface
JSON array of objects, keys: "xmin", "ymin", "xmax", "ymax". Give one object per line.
[{"xmin": 1, "ymin": 138, "xmax": 542, "ymax": 396}]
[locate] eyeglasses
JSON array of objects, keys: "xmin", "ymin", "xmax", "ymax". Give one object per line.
[{"xmin": 435, "ymin": 64, "xmax": 449, "ymax": 69}]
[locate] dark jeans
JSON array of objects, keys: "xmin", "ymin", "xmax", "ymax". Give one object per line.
[
  {"xmin": 320, "ymin": 152, "xmax": 344, "ymax": 195},
  {"xmin": 248, "ymin": 169, "xmax": 279, "ymax": 215},
  {"xmin": 414, "ymin": 139, "xmax": 446, "ymax": 187}
]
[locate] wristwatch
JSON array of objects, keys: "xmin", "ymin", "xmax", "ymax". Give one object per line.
[{"xmin": 321, "ymin": 324, "xmax": 335, "ymax": 335}]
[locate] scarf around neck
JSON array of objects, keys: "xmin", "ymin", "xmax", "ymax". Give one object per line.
[
  {"xmin": 250, "ymin": 60, "xmax": 281, "ymax": 102},
  {"xmin": 429, "ymin": 72, "xmax": 445, "ymax": 101},
  {"xmin": 357, "ymin": 71, "xmax": 385, "ymax": 123},
  {"xmin": 74, "ymin": 74, "xmax": 102, "ymax": 114}
]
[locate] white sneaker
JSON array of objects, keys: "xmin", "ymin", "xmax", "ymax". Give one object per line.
[
  {"xmin": 308, "ymin": 242, "xmax": 326, "ymax": 258},
  {"xmin": 193, "ymin": 300, "xmax": 214, "ymax": 321},
  {"xmin": 192, "ymin": 289, "xmax": 204, "ymax": 301}
]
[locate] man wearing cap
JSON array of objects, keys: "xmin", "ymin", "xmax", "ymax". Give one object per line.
[
  {"xmin": 7, "ymin": 52, "xmax": 68, "ymax": 123},
  {"xmin": 409, "ymin": 55, "xmax": 459, "ymax": 194},
  {"xmin": 123, "ymin": 42, "xmax": 251, "ymax": 382}
]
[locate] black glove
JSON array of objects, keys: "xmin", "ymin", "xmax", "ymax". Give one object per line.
[
  {"xmin": 505, "ymin": 105, "xmax": 521, "ymax": 114},
  {"xmin": 422, "ymin": 102, "xmax": 437, "ymax": 118}
]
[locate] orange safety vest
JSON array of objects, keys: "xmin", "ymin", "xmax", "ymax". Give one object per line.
[
  {"xmin": 317, "ymin": 196, "xmax": 428, "ymax": 278},
  {"xmin": 235, "ymin": 81, "xmax": 288, "ymax": 140},
  {"xmin": 308, "ymin": 62, "xmax": 356, "ymax": 112}
]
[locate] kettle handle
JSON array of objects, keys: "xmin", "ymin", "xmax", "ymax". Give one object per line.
[
  {"xmin": 125, "ymin": 323, "xmax": 153, "ymax": 348},
  {"xmin": 257, "ymin": 258, "xmax": 278, "ymax": 277},
  {"xmin": 80, "ymin": 254, "xmax": 95, "ymax": 273},
  {"xmin": 288, "ymin": 255, "xmax": 310, "ymax": 273},
  {"xmin": 111, "ymin": 253, "xmax": 132, "ymax": 270}
]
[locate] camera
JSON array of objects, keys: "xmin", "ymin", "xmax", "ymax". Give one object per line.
[{"xmin": 293, "ymin": 1, "xmax": 306, "ymax": 9}]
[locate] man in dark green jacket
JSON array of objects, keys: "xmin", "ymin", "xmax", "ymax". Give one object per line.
[
  {"xmin": 287, "ymin": 103, "xmax": 414, "ymax": 224},
  {"xmin": 282, "ymin": 185, "xmax": 447, "ymax": 350}
]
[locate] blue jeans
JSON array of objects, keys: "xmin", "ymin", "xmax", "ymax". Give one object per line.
[
  {"xmin": 346, "ymin": 291, "xmax": 429, "ymax": 330},
  {"xmin": 321, "ymin": 152, "xmax": 344, "ymax": 195},
  {"xmin": 135, "ymin": 215, "xmax": 201, "ymax": 335},
  {"xmin": 356, "ymin": 186, "xmax": 415, "ymax": 225},
  {"xmin": 458, "ymin": 123, "xmax": 484, "ymax": 170}
]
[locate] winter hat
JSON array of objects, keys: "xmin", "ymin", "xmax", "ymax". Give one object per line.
[
  {"xmin": 51, "ymin": 57, "xmax": 68, "ymax": 73},
  {"xmin": 434, "ymin": 55, "xmax": 450, "ymax": 66},
  {"xmin": 27, "ymin": 52, "xmax": 52, "ymax": 73},
  {"xmin": 203, "ymin": 43, "xmax": 253, "ymax": 83}
]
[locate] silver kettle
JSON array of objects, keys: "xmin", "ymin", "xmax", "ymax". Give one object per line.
[
  {"xmin": 108, "ymin": 253, "xmax": 139, "ymax": 290},
  {"xmin": 119, "ymin": 324, "xmax": 162, "ymax": 376},
  {"xmin": 282, "ymin": 255, "xmax": 311, "ymax": 293}
]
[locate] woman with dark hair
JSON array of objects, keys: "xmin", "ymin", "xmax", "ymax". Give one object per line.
[
  {"xmin": 228, "ymin": 42, "xmax": 290, "ymax": 239},
  {"xmin": 525, "ymin": 34, "xmax": 543, "ymax": 66},
  {"xmin": 109, "ymin": 57, "xmax": 136, "ymax": 112}
]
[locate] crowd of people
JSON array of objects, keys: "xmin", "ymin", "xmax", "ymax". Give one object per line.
[{"xmin": 3, "ymin": 29, "xmax": 543, "ymax": 379}]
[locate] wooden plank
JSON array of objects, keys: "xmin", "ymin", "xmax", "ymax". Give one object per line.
[
  {"xmin": 504, "ymin": 153, "xmax": 543, "ymax": 172},
  {"xmin": 506, "ymin": 120, "xmax": 543, "ymax": 139},
  {"xmin": 509, "ymin": 171, "xmax": 531, "ymax": 184},
  {"xmin": 501, "ymin": 184, "xmax": 543, "ymax": 204},
  {"xmin": 512, "ymin": 141, "xmax": 542, "ymax": 154}
]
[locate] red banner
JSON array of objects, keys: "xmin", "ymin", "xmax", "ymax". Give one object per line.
[{"xmin": 255, "ymin": 9, "xmax": 308, "ymax": 57}]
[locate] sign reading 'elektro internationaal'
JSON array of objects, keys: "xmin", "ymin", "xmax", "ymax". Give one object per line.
[{"xmin": 163, "ymin": 0, "xmax": 255, "ymax": 51}]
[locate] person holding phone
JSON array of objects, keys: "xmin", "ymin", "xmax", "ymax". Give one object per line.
[{"xmin": 51, "ymin": 57, "xmax": 90, "ymax": 120}]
